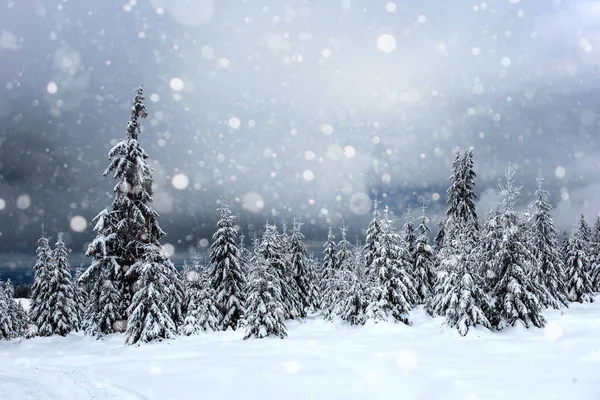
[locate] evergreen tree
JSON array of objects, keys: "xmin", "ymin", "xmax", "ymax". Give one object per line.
[
  {"xmin": 244, "ymin": 249, "xmax": 287, "ymax": 339},
  {"xmin": 337, "ymin": 223, "xmax": 352, "ymax": 269},
  {"xmin": 403, "ymin": 209, "xmax": 417, "ymax": 260},
  {"xmin": 209, "ymin": 202, "xmax": 246, "ymax": 330},
  {"xmin": 560, "ymin": 230, "xmax": 570, "ymax": 266},
  {"xmin": 434, "ymin": 220, "xmax": 445, "ymax": 251},
  {"xmin": 259, "ymin": 223, "xmax": 298, "ymax": 319},
  {"xmin": 429, "ymin": 149, "xmax": 480, "ymax": 318},
  {"xmin": 290, "ymin": 221, "xmax": 312, "ymax": 318},
  {"xmin": 489, "ymin": 167, "xmax": 546, "ymax": 329},
  {"xmin": 46, "ymin": 233, "xmax": 78, "ymax": 336},
  {"xmin": 84, "ymin": 87, "xmax": 177, "ymax": 341},
  {"xmin": 29, "ymin": 234, "xmax": 53, "ymax": 337},
  {"xmin": 366, "ymin": 208, "xmax": 417, "ymax": 324},
  {"xmin": 0, "ymin": 281, "xmax": 15, "ymax": 339},
  {"xmin": 320, "ymin": 226, "xmax": 339, "ymax": 318},
  {"xmin": 73, "ymin": 267, "xmax": 87, "ymax": 329},
  {"xmin": 82, "ymin": 264, "xmax": 121, "ymax": 337},
  {"xmin": 363, "ymin": 199, "xmax": 384, "ymax": 280},
  {"xmin": 336, "ymin": 245, "xmax": 369, "ymax": 325},
  {"xmin": 590, "ymin": 217, "xmax": 600, "ymax": 291},
  {"xmin": 81, "ymin": 209, "xmax": 122, "ymax": 336},
  {"xmin": 565, "ymin": 218, "xmax": 596, "ymax": 303},
  {"xmin": 413, "ymin": 210, "xmax": 436, "ymax": 304},
  {"xmin": 306, "ymin": 254, "xmax": 322, "ymax": 311},
  {"xmin": 528, "ymin": 176, "xmax": 569, "ymax": 308},
  {"xmin": 4, "ymin": 280, "xmax": 26, "ymax": 337},
  {"xmin": 431, "ymin": 229, "xmax": 490, "ymax": 336},
  {"xmin": 125, "ymin": 245, "xmax": 177, "ymax": 345},
  {"xmin": 183, "ymin": 257, "xmax": 220, "ymax": 334},
  {"xmin": 441, "ymin": 148, "xmax": 479, "ymax": 250}
]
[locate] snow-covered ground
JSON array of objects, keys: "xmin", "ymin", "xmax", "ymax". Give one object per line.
[{"xmin": 1, "ymin": 298, "xmax": 599, "ymax": 400}]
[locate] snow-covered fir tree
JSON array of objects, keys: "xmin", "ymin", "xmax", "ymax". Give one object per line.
[
  {"xmin": 209, "ymin": 202, "xmax": 246, "ymax": 330},
  {"xmin": 0, "ymin": 283, "xmax": 14, "ymax": 340},
  {"xmin": 84, "ymin": 87, "xmax": 179, "ymax": 342},
  {"xmin": 528, "ymin": 175, "xmax": 569, "ymax": 308},
  {"xmin": 403, "ymin": 209, "xmax": 417, "ymax": 261},
  {"xmin": 363, "ymin": 199, "xmax": 384, "ymax": 280},
  {"xmin": 591, "ymin": 217, "xmax": 600, "ymax": 291},
  {"xmin": 439, "ymin": 148, "xmax": 479, "ymax": 251},
  {"xmin": 335, "ymin": 245, "xmax": 369, "ymax": 325},
  {"xmin": 183, "ymin": 257, "xmax": 221, "ymax": 335},
  {"xmin": 46, "ymin": 233, "xmax": 78, "ymax": 336},
  {"xmin": 289, "ymin": 221, "xmax": 313, "ymax": 318},
  {"xmin": 4, "ymin": 280, "xmax": 27, "ymax": 338},
  {"xmin": 259, "ymin": 223, "xmax": 298, "ymax": 319},
  {"xmin": 306, "ymin": 254, "xmax": 322, "ymax": 311},
  {"xmin": 413, "ymin": 209, "xmax": 436, "ymax": 304},
  {"xmin": 28, "ymin": 234, "xmax": 53, "ymax": 337},
  {"xmin": 560, "ymin": 230, "xmax": 570, "ymax": 266},
  {"xmin": 366, "ymin": 207, "xmax": 417, "ymax": 324},
  {"xmin": 337, "ymin": 223, "xmax": 352, "ymax": 269},
  {"xmin": 565, "ymin": 217, "xmax": 596, "ymax": 303},
  {"xmin": 320, "ymin": 226, "xmax": 339, "ymax": 318},
  {"xmin": 125, "ymin": 245, "xmax": 178, "ymax": 345},
  {"xmin": 429, "ymin": 149, "xmax": 480, "ymax": 317},
  {"xmin": 244, "ymin": 248, "xmax": 287, "ymax": 339},
  {"xmin": 430, "ymin": 228, "xmax": 491, "ymax": 336},
  {"xmin": 488, "ymin": 167, "xmax": 546, "ymax": 329}
]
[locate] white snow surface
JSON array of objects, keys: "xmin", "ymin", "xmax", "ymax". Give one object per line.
[{"xmin": 1, "ymin": 298, "xmax": 600, "ymax": 400}]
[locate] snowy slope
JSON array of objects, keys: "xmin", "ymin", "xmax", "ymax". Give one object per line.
[{"xmin": 1, "ymin": 299, "xmax": 600, "ymax": 400}]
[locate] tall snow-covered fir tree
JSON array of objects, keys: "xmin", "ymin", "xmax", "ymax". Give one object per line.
[
  {"xmin": 46, "ymin": 233, "xmax": 78, "ymax": 336},
  {"xmin": 320, "ymin": 226, "xmax": 339, "ymax": 318},
  {"xmin": 413, "ymin": 210, "xmax": 436, "ymax": 305},
  {"xmin": 488, "ymin": 167, "xmax": 546, "ymax": 329},
  {"xmin": 439, "ymin": 148, "xmax": 479, "ymax": 251},
  {"xmin": 28, "ymin": 234, "xmax": 53, "ymax": 337},
  {"xmin": 429, "ymin": 149, "xmax": 480, "ymax": 317},
  {"xmin": 565, "ymin": 216, "xmax": 596, "ymax": 303},
  {"xmin": 289, "ymin": 221, "xmax": 313, "ymax": 318},
  {"xmin": 183, "ymin": 256, "xmax": 221, "ymax": 335},
  {"xmin": 528, "ymin": 175, "xmax": 569, "ymax": 308},
  {"xmin": 125, "ymin": 245, "xmax": 178, "ymax": 345},
  {"xmin": 366, "ymin": 207, "xmax": 417, "ymax": 324},
  {"xmin": 209, "ymin": 202, "xmax": 246, "ymax": 330},
  {"xmin": 82, "ymin": 87, "xmax": 180, "ymax": 343},
  {"xmin": 259, "ymin": 223, "xmax": 298, "ymax": 319},
  {"xmin": 244, "ymin": 247, "xmax": 287, "ymax": 339}
]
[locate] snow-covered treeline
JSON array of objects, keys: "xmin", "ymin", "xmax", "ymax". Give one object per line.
[{"xmin": 3, "ymin": 88, "xmax": 599, "ymax": 345}]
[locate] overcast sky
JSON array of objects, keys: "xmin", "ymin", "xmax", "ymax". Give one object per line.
[{"xmin": 1, "ymin": 0, "xmax": 599, "ymax": 260}]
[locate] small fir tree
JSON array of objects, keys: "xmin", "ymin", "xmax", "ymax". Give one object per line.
[
  {"xmin": 209, "ymin": 202, "xmax": 246, "ymax": 330},
  {"xmin": 46, "ymin": 233, "xmax": 78, "ymax": 336},
  {"xmin": 528, "ymin": 175, "xmax": 569, "ymax": 308},
  {"xmin": 244, "ymin": 250, "xmax": 287, "ymax": 339}
]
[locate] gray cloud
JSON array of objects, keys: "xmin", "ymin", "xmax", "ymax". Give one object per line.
[{"xmin": 0, "ymin": 0, "xmax": 599, "ymax": 259}]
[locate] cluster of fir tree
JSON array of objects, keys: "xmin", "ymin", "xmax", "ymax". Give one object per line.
[
  {"xmin": 0, "ymin": 278, "xmax": 28, "ymax": 340},
  {"xmin": 321, "ymin": 149, "xmax": 600, "ymax": 336},
  {"xmin": 320, "ymin": 206, "xmax": 435, "ymax": 327},
  {"xmin": 8, "ymin": 232, "xmax": 85, "ymax": 339},
  {"xmin": 72, "ymin": 87, "xmax": 321, "ymax": 344}
]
